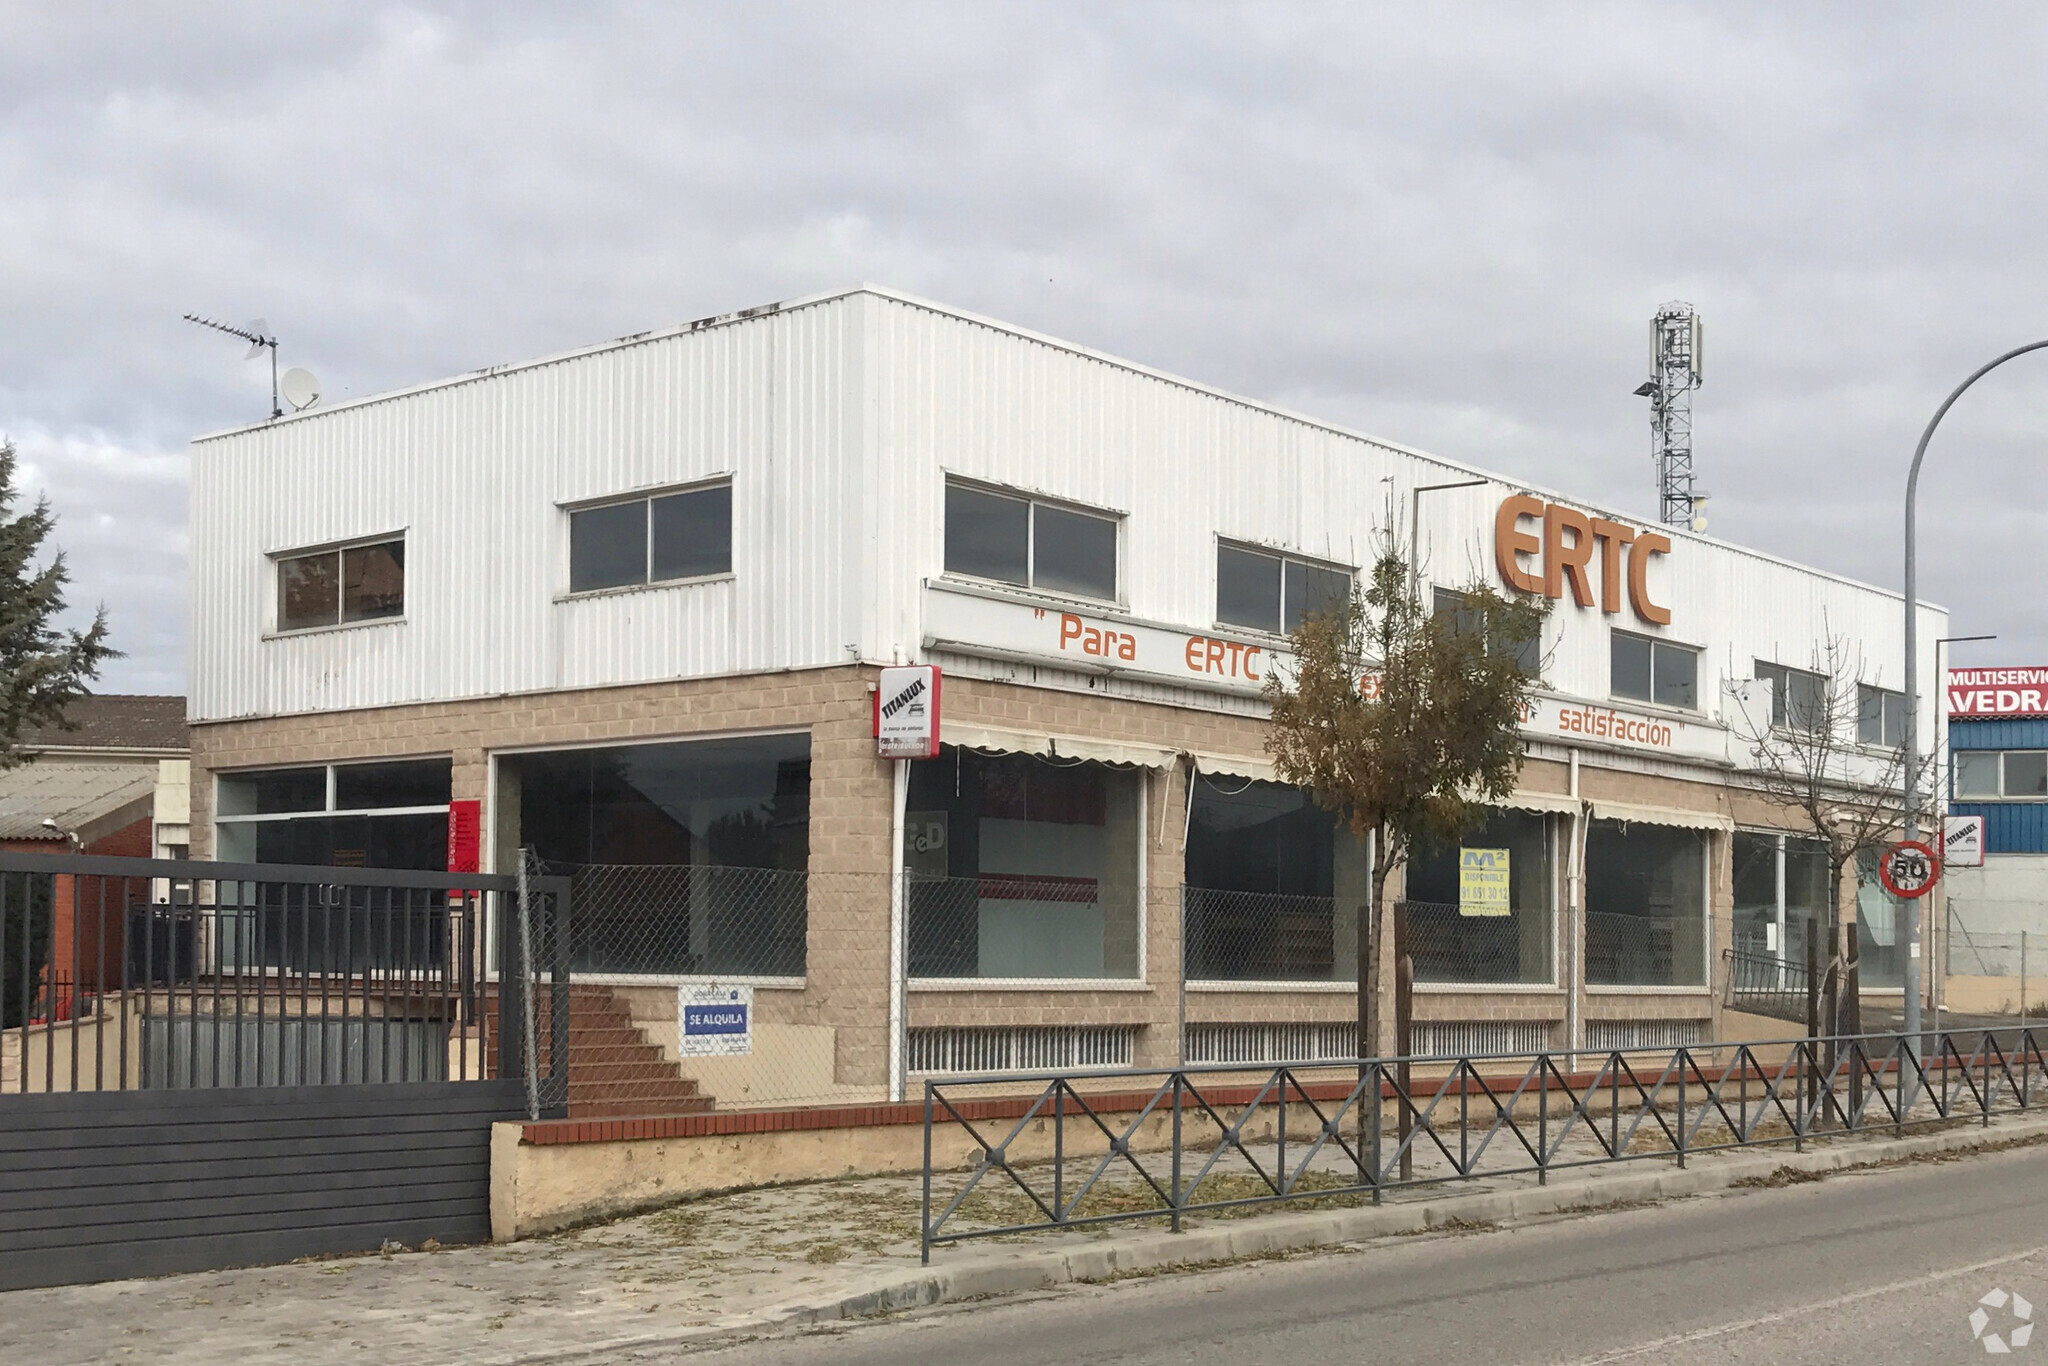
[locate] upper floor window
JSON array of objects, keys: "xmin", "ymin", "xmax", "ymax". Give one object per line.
[
  {"xmin": 1612, "ymin": 630, "xmax": 1698, "ymax": 709},
  {"xmin": 1956, "ymin": 750, "xmax": 2048, "ymax": 800},
  {"xmin": 1857, "ymin": 684, "xmax": 1907, "ymax": 747},
  {"xmin": 569, "ymin": 481, "xmax": 732, "ymax": 594},
  {"xmin": 1756, "ymin": 660, "xmax": 1828, "ymax": 733},
  {"xmin": 1216, "ymin": 543, "xmax": 1352, "ymax": 635},
  {"xmin": 1433, "ymin": 587, "xmax": 1540, "ymax": 677},
  {"xmin": 943, "ymin": 481, "xmax": 1118, "ymax": 602},
  {"xmin": 276, "ymin": 537, "xmax": 405, "ymax": 633}
]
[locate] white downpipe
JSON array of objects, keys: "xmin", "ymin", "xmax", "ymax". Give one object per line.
[
  {"xmin": 888, "ymin": 757, "xmax": 910, "ymax": 1103},
  {"xmin": 1566, "ymin": 750, "xmax": 1585, "ymax": 1062}
]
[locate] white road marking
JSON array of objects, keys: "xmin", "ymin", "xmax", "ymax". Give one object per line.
[{"xmin": 1561, "ymin": 1245, "xmax": 2048, "ymax": 1364}]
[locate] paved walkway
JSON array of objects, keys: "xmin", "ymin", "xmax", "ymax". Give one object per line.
[{"xmin": 9, "ymin": 1103, "xmax": 2047, "ymax": 1366}]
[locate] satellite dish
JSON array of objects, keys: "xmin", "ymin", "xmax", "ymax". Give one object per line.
[
  {"xmin": 241, "ymin": 318, "xmax": 272, "ymax": 360},
  {"xmin": 280, "ymin": 367, "xmax": 321, "ymax": 411},
  {"xmin": 1691, "ymin": 515, "xmax": 1709, "ymax": 533}
]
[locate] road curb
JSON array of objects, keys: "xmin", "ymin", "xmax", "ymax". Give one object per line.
[{"xmin": 522, "ymin": 1112, "xmax": 2048, "ymax": 1363}]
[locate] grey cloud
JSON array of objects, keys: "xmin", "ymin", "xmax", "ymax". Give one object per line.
[{"xmin": 4, "ymin": 3, "xmax": 2047, "ymax": 691}]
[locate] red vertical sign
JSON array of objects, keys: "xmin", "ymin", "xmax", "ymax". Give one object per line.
[{"xmin": 447, "ymin": 799, "xmax": 482, "ymax": 874}]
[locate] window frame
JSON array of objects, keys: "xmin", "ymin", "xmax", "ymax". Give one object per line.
[
  {"xmin": 1755, "ymin": 660, "xmax": 1830, "ymax": 734},
  {"xmin": 1954, "ymin": 750, "xmax": 2002, "ymax": 800},
  {"xmin": 1611, "ymin": 629, "xmax": 1703, "ymax": 711},
  {"xmin": 1432, "ymin": 586, "xmax": 1542, "ymax": 679},
  {"xmin": 562, "ymin": 477, "xmax": 735, "ymax": 598},
  {"xmin": 941, "ymin": 478, "xmax": 1124, "ymax": 606},
  {"xmin": 214, "ymin": 758, "xmax": 457, "ymax": 828},
  {"xmin": 269, "ymin": 533, "xmax": 408, "ymax": 635},
  {"xmin": 1856, "ymin": 683, "xmax": 1908, "ymax": 748},
  {"xmin": 1214, "ymin": 538, "xmax": 1355, "ymax": 636}
]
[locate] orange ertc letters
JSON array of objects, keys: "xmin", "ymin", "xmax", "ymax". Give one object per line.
[
  {"xmin": 1499, "ymin": 495, "xmax": 1669, "ymax": 626},
  {"xmin": 1184, "ymin": 634, "xmax": 1262, "ymax": 681}
]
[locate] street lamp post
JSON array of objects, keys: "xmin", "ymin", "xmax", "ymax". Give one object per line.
[{"xmin": 1902, "ymin": 342, "xmax": 2048, "ymax": 1055}]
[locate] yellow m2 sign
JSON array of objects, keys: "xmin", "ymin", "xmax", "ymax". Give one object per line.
[{"xmin": 1458, "ymin": 848, "xmax": 1511, "ymax": 917}]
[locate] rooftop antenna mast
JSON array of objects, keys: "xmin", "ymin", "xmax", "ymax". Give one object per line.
[
  {"xmin": 183, "ymin": 314, "xmax": 281, "ymax": 419},
  {"xmin": 1633, "ymin": 302, "xmax": 1706, "ymax": 531}
]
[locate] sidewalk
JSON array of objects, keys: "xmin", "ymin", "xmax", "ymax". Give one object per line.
[{"xmin": 11, "ymin": 1109, "xmax": 2048, "ymax": 1366}]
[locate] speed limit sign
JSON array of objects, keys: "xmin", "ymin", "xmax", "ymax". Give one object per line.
[{"xmin": 1878, "ymin": 840, "xmax": 1941, "ymax": 899}]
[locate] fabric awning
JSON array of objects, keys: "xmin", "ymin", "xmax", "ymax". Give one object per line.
[
  {"xmin": 1190, "ymin": 751, "xmax": 1279, "ymax": 783},
  {"xmin": 1497, "ymin": 790, "xmax": 1583, "ymax": 816},
  {"xmin": 938, "ymin": 723, "xmax": 1178, "ymax": 770},
  {"xmin": 1589, "ymin": 801, "xmax": 1734, "ymax": 832}
]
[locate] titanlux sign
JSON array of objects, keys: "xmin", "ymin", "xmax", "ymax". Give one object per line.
[
  {"xmin": 874, "ymin": 665, "xmax": 942, "ymax": 759},
  {"xmin": 1495, "ymin": 495, "xmax": 1670, "ymax": 626}
]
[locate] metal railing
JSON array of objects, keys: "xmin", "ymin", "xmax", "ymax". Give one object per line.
[
  {"xmin": 1722, "ymin": 945, "xmax": 1812, "ymax": 1024},
  {"xmin": 919, "ymin": 1027, "xmax": 2046, "ymax": 1260},
  {"xmin": 1, "ymin": 851, "xmax": 569, "ymax": 1108}
]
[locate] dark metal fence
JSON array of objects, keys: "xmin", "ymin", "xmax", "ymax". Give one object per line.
[
  {"xmin": 919, "ymin": 1027, "xmax": 2045, "ymax": 1260},
  {"xmin": 0, "ymin": 851, "xmax": 569, "ymax": 1110},
  {"xmin": 1722, "ymin": 946, "xmax": 1812, "ymax": 1024}
]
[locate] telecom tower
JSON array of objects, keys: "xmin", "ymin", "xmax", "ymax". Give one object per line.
[{"xmin": 1633, "ymin": 302, "xmax": 1705, "ymax": 531}]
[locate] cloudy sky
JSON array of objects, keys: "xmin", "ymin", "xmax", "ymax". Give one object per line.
[{"xmin": 4, "ymin": 4, "xmax": 2046, "ymax": 694}]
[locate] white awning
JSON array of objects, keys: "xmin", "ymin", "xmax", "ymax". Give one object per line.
[
  {"xmin": 1497, "ymin": 790, "xmax": 1583, "ymax": 816},
  {"xmin": 1190, "ymin": 751, "xmax": 1279, "ymax": 783},
  {"xmin": 1589, "ymin": 801, "xmax": 1735, "ymax": 832},
  {"xmin": 938, "ymin": 723, "xmax": 1178, "ymax": 770}
]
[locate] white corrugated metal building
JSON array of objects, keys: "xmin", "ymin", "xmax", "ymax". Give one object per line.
[{"xmin": 187, "ymin": 286, "xmax": 1944, "ymax": 1108}]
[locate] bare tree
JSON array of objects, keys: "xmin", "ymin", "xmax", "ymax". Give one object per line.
[
  {"xmin": 1730, "ymin": 630, "xmax": 1909, "ymax": 1038},
  {"xmin": 1265, "ymin": 528, "xmax": 1548, "ymax": 1059}
]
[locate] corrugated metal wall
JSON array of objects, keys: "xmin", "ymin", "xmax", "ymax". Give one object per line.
[{"xmin": 191, "ymin": 287, "xmax": 1941, "ymax": 736}]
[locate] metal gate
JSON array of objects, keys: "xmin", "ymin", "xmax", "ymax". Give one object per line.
[{"xmin": 0, "ymin": 851, "xmax": 568, "ymax": 1291}]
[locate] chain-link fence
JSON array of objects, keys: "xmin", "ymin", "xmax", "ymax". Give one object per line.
[{"xmin": 1944, "ymin": 903, "xmax": 2044, "ymax": 1018}]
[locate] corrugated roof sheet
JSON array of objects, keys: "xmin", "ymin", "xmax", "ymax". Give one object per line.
[
  {"xmin": 0, "ymin": 760, "xmax": 157, "ymax": 838},
  {"xmin": 22, "ymin": 695, "xmax": 187, "ymax": 752}
]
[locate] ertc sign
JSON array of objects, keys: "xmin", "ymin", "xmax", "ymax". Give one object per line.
[
  {"xmin": 1878, "ymin": 840, "xmax": 1941, "ymax": 900},
  {"xmin": 874, "ymin": 665, "xmax": 942, "ymax": 759},
  {"xmin": 1943, "ymin": 815, "xmax": 1985, "ymax": 869},
  {"xmin": 678, "ymin": 985, "xmax": 753, "ymax": 1057},
  {"xmin": 1495, "ymin": 495, "xmax": 1670, "ymax": 626}
]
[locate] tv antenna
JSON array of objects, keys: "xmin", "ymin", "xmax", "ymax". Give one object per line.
[{"xmin": 183, "ymin": 314, "xmax": 282, "ymax": 419}]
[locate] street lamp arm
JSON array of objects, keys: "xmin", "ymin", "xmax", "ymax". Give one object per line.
[{"xmin": 1901, "ymin": 338, "xmax": 2048, "ymax": 1050}]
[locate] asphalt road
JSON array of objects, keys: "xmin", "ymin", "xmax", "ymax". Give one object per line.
[{"xmin": 669, "ymin": 1143, "xmax": 2048, "ymax": 1365}]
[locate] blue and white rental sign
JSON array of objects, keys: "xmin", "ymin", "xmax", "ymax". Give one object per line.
[{"xmin": 678, "ymin": 984, "xmax": 753, "ymax": 1057}]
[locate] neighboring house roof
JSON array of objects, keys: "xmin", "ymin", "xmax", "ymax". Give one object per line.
[
  {"xmin": 0, "ymin": 761, "xmax": 158, "ymax": 842},
  {"xmin": 22, "ymin": 695, "xmax": 188, "ymax": 755}
]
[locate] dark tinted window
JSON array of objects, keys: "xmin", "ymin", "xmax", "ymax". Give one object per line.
[
  {"xmin": 1216, "ymin": 546, "xmax": 1281, "ymax": 632},
  {"xmin": 341, "ymin": 541, "xmax": 405, "ymax": 622},
  {"xmin": 218, "ymin": 767, "xmax": 326, "ymax": 817},
  {"xmin": 1283, "ymin": 562, "xmax": 1352, "ymax": 631},
  {"xmin": 1653, "ymin": 640, "xmax": 1697, "ymax": 709},
  {"xmin": 650, "ymin": 484, "xmax": 732, "ymax": 581},
  {"xmin": 1033, "ymin": 504, "xmax": 1117, "ymax": 600},
  {"xmin": 335, "ymin": 759, "xmax": 454, "ymax": 811},
  {"xmin": 944, "ymin": 485, "xmax": 1029, "ymax": 585},
  {"xmin": 277, "ymin": 552, "xmax": 340, "ymax": 631},
  {"xmin": 2005, "ymin": 752, "xmax": 2048, "ymax": 797},
  {"xmin": 1611, "ymin": 633, "xmax": 1652, "ymax": 701},
  {"xmin": 570, "ymin": 501, "xmax": 649, "ymax": 592}
]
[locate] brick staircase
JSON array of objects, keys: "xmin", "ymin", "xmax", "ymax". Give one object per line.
[{"xmin": 489, "ymin": 983, "xmax": 716, "ymax": 1119}]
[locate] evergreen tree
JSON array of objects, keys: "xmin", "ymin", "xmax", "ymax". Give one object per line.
[{"xmin": 0, "ymin": 438, "xmax": 114, "ymax": 769}]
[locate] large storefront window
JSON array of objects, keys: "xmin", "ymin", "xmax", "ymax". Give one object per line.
[
  {"xmin": 1732, "ymin": 832, "xmax": 1830, "ymax": 969},
  {"xmin": 1585, "ymin": 821, "xmax": 1708, "ymax": 987},
  {"xmin": 216, "ymin": 759, "xmax": 453, "ymax": 870},
  {"xmin": 1855, "ymin": 849, "xmax": 1906, "ymax": 988},
  {"xmin": 907, "ymin": 746, "xmax": 1143, "ymax": 980},
  {"xmin": 1182, "ymin": 775, "xmax": 1363, "ymax": 982},
  {"xmin": 1403, "ymin": 810, "xmax": 1553, "ymax": 984},
  {"xmin": 499, "ymin": 733, "xmax": 811, "ymax": 978}
]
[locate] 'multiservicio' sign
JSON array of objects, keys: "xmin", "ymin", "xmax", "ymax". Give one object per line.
[
  {"xmin": 875, "ymin": 665, "xmax": 942, "ymax": 758},
  {"xmin": 1948, "ymin": 667, "xmax": 2048, "ymax": 719}
]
